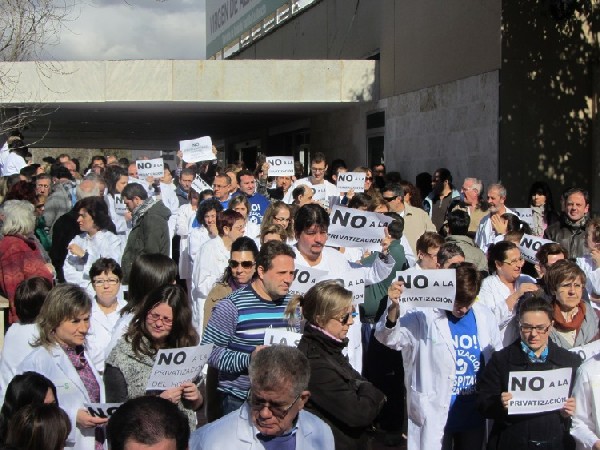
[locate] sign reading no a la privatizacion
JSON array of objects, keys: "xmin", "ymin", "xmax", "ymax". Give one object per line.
[
  {"xmin": 180, "ymin": 136, "xmax": 215, "ymax": 163},
  {"xmin": 289, "ymin": 266, "xmax": 328, "ymax": 296},
  {"xmin": 336, "ymin": 172, "xmax": 366, "ymax": 193},
  {"xmin": 146, "ymin": 344, "xmax": 214, "ymax": 391},
  {"xmin": 136, "ymin": 158, "xmax": 165, "ymax": 179},
  {"xmin": 395, "ymin": 268, "xmax": 457, "ymax": 311},
  {"xmin": 266, "ymin": 156, "xmax": 294, "ymax": 176},
  {"xmin": 328, "ymin": 205, "xmax": 392, "ymax": 251},
  {"xmin": 508, "ymin": 367, "xmax": 572, "ymax": 415},
  {"xmin": 519, "ymin": 234, "xmax": 555, "ymax": 264}
]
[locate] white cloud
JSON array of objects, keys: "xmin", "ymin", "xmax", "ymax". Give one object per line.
[{"xmin": 43, "ymin": 0, "xmax": 206, "ymax": 60}]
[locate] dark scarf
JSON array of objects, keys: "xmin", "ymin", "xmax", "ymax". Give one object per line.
[
  {"xmin": 131, "ymin": 197, "xmax": 155, "ymax": 227},
  {"xmin": 562, "ymin": 213, "xmax": 588, "ymax": 230}
]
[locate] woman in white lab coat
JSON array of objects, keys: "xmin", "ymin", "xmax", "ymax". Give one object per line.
[
  {"xmin": 17, "ymin": 284, "xmax": 107, "ymax": 449},
  {"xmin": 375, "ymin": 263, "xmax": 503, "ymax": 450}
]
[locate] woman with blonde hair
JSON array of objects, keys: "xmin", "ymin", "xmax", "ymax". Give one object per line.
[
  {"xmin": 260, "ymin": 200, "xmax": 294, "ymax": 242},
  {"xmin": 17, "ymin": 284, "xmax": 107, "ymax": 449}
]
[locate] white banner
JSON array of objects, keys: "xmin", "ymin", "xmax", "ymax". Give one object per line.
[
  {"xmin": 180, "ymin": 136, "xmax": 215, "ymax": 163},
  {"xmin": 264, "ymin": 328, "xmax": 302, "ymax": 347},
  {"xmin": 114, "ymin": 194, "xmax": 127, "ymax": 216},
  {"xmin": 289, "ymin": 266, "xmax": 328, "ymax": 296},
  {"xmin": 395, "ymin": 268, "xmax": 457, "ymax": 311},
  {"xmin": 519, "ymin": 234, "xmax": 555, "ymax": 264},
  {"xmin": 84, "ymin": 403, "xmax": 122, "ymax": 419},
  {"xmin": 513, "ymin": 208, "xmax": 534, "ymax": 228},
  {"xmin": 328, "ymin": 205, "xmax": 392, "ymax": 250},
  {"xmin": 508, "ymin": 367, "xmax": 572, "ymax": 415},
  {"xmin": 338, "ymin": 273, "xmax": 366, "ymax": 305},
  {"xmin": 136, "ymin": 158, "xmax": 165, "ymax": 179},
  {"xmin": 191, "ymin": 175, "xmax": 212, "ymax": 194},
  {"xmin": 267, "ymin": 156, "xmax": 294, "ymax": 176},
  {"xmin": 336, "ymin": 172, "xmax": 366, "ymax": 193},
  {"xmin": 570, "ymin": 339, "xmax": 600, "ymax": 361},
  {"xmin": 146, "ymin": 344, "xmax": 213, "ymax": 390}
]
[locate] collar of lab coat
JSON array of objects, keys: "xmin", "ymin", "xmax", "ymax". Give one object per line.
[{"xmin": 49, "ymin": 344, "xmax": 101, "ymax": 402}]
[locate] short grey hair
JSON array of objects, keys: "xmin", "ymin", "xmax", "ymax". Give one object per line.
[
  {"xmin": 1, "ymin": 200, "xmax": 36, "ymax": 236},
  {"xmin": 464, "ymin": 177, "xmax": 483, "ymax": 194},
  {"xmin": 249, "ymin": 346, "xmax": 310, "ymax": 396},
  {"xmin": 76, "ymin": 179, "xmax": 101, "ymax": 200},
  {"xmin": 488, "ymin": 183, "xmax": 507, "ymax": 198}
]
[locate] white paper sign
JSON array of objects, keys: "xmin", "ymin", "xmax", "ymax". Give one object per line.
[
  {"xmin": 267, "ymin": 156, "xmax": 294, "ymax": 176},
  {"xmin": 264, "ymin": 328, "xmax": 302, "ymax": 347},
  {"xmin": 114, "ymin": 194, "xmax": 127, "ymax": 216},
  {"xmin": 508, "ymin": 367, "xmax": 572, "ymax": 415},
  {"xmin": 146, "ymin": 344, "xmax": 213, "ymax": 390},
  {"xmin": 338, "ymin": 272, "xmax": 366, "ymax": 305},
  {"xmin": 84, "ymin": 403, "xmax": 122, "ymax": 419},
  {"xmin": 180, "ymin": 136, "xmax": 215, "ymax": 163},
  {"xmin": 136, "ymin": 158, "xmax": 165, "ymax": 178},
  {"xmin": 191, "ymin": 175, "xmax": 212, "ymax": 194},
  {"xmin": 513, "ymin": 208, "xmax": 534, "ymax": 228},
  {"xmin": 312, "ymin": 184, "xmax": 326, "ymax": 201},
  {"xmin": 289, "ymin": 266, "xmax": 328, "ymax": 296},
  {"xmin": 570, "ymin": 339, "xmax": 600, "ymax": 361},
  {"xmin": 519, "ymin": 234, "xmax": 555, "ymax": 264},
  {"xmin": 336, "ymin": 172, "xmax": 366, "ymax": 193},
  {"xmin": 328, "ymin": 205, "xmax": 392, "ymax": 250},
  {"xmin": 395, "ymin": 268, "xmax": 457, "ymax": 311}
]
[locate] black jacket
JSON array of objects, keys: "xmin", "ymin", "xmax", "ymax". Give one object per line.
[
  {"xmin": 297, "ymin": 325, "xmax": 385, "ymax": 450},
  {"xmin": 477, "ymin": 339, "xmax": 581, "ymax": 450},
  {"xmin": 544, "ymin": 215, "xmax": 587, "ymax": 260}
]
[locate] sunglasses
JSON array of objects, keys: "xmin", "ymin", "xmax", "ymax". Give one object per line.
[
  {"xmin": 365, "ymin": 177, "xmax": 373, "ymax": 181},
  {"xmin": 335, "ymin": 311, "xmax": 358, "ymax": 325},
  {"xmin": 229, "ymin": 260, "xmax": 255, "ymax": 269},
  {"xmin": 383, "ymin": 195, "xmax": 398, "ymax": 202}
]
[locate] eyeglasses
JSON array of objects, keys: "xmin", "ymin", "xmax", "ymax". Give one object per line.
[
  {"xmin": 334, "ymin": 311, "xmax": 358, "ymax": 325},
  {"xmin": 212, "ymin": 184, "xmax": 228, "ymax": 189},
  {"xmin": 382, "ymin": 195, "xmax": 398, "ymax": 202},
  {"xmin": 229, "ymin": 260, "xmax": 255, "ymax": 269},
  {"xmin": 310, "ymin": 167, "xmax": 326, "ymax": 173},
  {"xmin": 247, "ymin": 391, "xmax": 301, "ymax": 419},
  {"xmin": 558, "ymin": 282, "xmax": 583, "ymax": 290},
  {"xmin": 519, "ymin": 323, "xmax": 552, "ymax": 334},
  {"xmin": 92, "ymin": 278, "xmax": 120, "ymax": 286},
  {"xmin": 147, "ymin": 311, "xmax": 173, "ymax": 327},
  {"xmin": 274, "ymin": 216, "xmax": 290, "ymax": 223},
  {"xmin": 503, "ymin": 257, "xmax": 524, "ymax": 267}
]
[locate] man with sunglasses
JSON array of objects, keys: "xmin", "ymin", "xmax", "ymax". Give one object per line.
[
  {"xmin": 191, "ymin": 346, "xmax": 334, "ymax": 449},
  {"xmin": 201, "ymin": 241, "xmax": 298, "ymax": 420}
]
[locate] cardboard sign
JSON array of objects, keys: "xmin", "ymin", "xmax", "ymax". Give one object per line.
[
  {"xmin": 191, "ymin": 175, "xmax": 212, "ymax": 194},
  {"xmin": 289, "ymin": 266, "xmax": 328, "ymax": 296},
  {"xmin": 84, "ymin": 403, "xmax": 122, "ymax": 419},
  {"xmin": 570, "ymin": 339, "xmax": 600, "ymax": 361},
  {"xmin": 136, "ymin": 158, "xmax": 165, "ymax": 179},
  {"xmin": 180, "ymin": 136, "xmax": 215, "ymax": 163},
  {"xmin": 328, "ymin": 205, "xmax": 393, "ymax": 250},
  {"xmin": 114, "ymin": 194, "xmax": 127, "ymax": 216},
  {"xmin": 508, "ymin": 367, "xmax": 572, "ymax": 414},
  {"xmin": 146, "ymin": 344, "xmax": 213, "ymax": 390},
  {"xmin": 396, "ymin": 268, "xmax": 457, "ymax": 311},
  {"xmin": 264, "ymin": 328, "xmax": 302, "ymax": 347},
  {"xmin": 336, "ymin": 172, "xmax": 366, "ymax": 193},
  {"xmin": 338, "ymin": 273, "xmax": 366, "ymax": 305},
  {"xmin": 513, "ymin": 208, "xmax": 534, "ymax": 228},
  {"xmin": 267, "ymin": 156, "xmax": 294, "ymax": 176},
  {"xmin": 519, "ymin": 234, "xmax": 555, "ymax": 264}
]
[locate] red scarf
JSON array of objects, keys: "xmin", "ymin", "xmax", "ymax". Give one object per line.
[{"xmin": 553, "ymin": 301, "xmax": 586, "ymax": 332}]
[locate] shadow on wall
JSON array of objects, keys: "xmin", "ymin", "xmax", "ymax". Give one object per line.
[{"xmin": 500, "ymin": 0, "xmax": 599, "ymax": 207}]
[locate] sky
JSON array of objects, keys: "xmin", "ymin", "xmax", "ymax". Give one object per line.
[{"xmin": 44, "ymin": 0, "xmax": 206, "ymax": 60}]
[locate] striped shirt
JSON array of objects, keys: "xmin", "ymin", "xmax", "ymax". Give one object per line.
[{"xmin": 202, "ymin": 284, "xmax": 296, "ymax": 399}]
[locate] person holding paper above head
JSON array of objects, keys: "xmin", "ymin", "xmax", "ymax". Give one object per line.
[
  {"xmin": 104, "ymin": 284, "xmax": 203, "ymax": 430},
  {"xmin": 476, "ymin": 295, "xmax": 581, "ymax": 450},
  {"xmin": 478, "ymin": 241, "xmax": 538, "ymax": 345},
  {"xmin": 292, "ymin": 152, "xmax": 339, "ymax": 209},
  {"xmin": 375, "ymin": 263, "xmax": 502, "ymax": 450}
]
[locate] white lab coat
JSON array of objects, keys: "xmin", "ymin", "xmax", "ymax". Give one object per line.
[
  {"xmin": 188, "ymin": 226, "xmax": 214, "ymax": 282},
  {"xmin": 175, "ymin": 203, "xmax": 197, "ymax": 281},
  {"xmin": 87, "ymin": 297, "xmax": 127, "ymax": 374},
  {"xmin": 475, "ymin": 207, "xmax": 516, "ymax": 253},
  {"xmin": 18, "ymin": 345, "xmax": 105, "ymax": 450},
  {"xmin": 572, "ymin": 354, "xmax": 600, "ymax": 450},
  {"xmin": 577, "ymin": 254, "xmax": 600, "ymax": 297},
  {"xmin": 3, "ymin": 152, "xmax": 26, "ymax": 176},
  {"xmin": 294, "ymin": 245, "xmax": 396, "ymax": 373},
  {"xmin": 0, "ymin": 323, "xmax": 38, "ymax": 398},
  {"xmin": 375, "ymin": 302, "xmax": 502, "ymax": 450}
]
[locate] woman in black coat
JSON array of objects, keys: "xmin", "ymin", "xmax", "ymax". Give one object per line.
[
  {"xmin": 477, "ymin": 295, "xmax": 581, "ymax": 450},
  {"xmin": 291, "ymin": 280, "xmax": 386, "ymax": 450}
]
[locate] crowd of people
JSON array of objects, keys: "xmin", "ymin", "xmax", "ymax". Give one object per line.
[{"xmin": 0, "ymin": 131, "xmax": 599, "ymax": 450}]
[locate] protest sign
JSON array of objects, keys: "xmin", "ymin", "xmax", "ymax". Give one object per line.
[
  {"xmin": 519, "ymin": 234, "xmax": 555, "ymax": 264},
  {"xmin": 570, "ymin": 339, "xmax": 600, "ymax": 361},
  {"xmin": 136, "ymin": 158, "xmax": 164, "ymax": 179},
  {"xmin": 267, "ymin": 156, "xmax": 294, "ymax": 176},
  {"xmin": 328, "ymin": 205, "xmax": 392, "ymax": 250},
  {"xmin": 312, "ymin": 184, "xmax": 326, "ymax": 201},
  {"xmin": 289, "ymin": 267, "xmax": 328, "ymax": 296},
  {"xmin": 146, "ymin": 344, "xmax": 213, "ymax": 390},
  {"xmin": 395, "ymin": 268, "xmax": 456, "ymax": 311},
  {"xmin": 191, "ymin": 175, "xmax": 212, "ymax": 194},
  {"xmin": 114, "ymin": 194, "xmax": 127, "ymax": 216},
  {"xmin": 334, "ymin": 272, "xmax": 366, "ymax": 305},
  {"xmin": 264, "ymin": 328, "xmax": 302, "ymax": 347},
  {"xmin": 513, "ymin": 208, "xmax": 534, "ymax": 228},
  {"xmin": 336, "ymin": 172, "xmax": 366, "ymax": 193},
  {"xmin": 508, "ymin": 367, "xmax": 572, "ymax": 415},
  {"xmin": 180, "ymin": 136, "xmax": 215, "ymax": 163},
  {"xmin": 84, "ymin": 403, "xmax": 122, "ymax": 419}
]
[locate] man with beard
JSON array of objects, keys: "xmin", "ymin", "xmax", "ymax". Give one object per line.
[
  {"xmin": 544, "ymin": 188, "xmax": 590, "ymax": 259},
  {"xmin": 475, "ymin": 183, "xmax": 515, "ymax": 253},
  {"xmin": 423, "ymin": 168, "xmax": 460, "ymax": 231}
]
